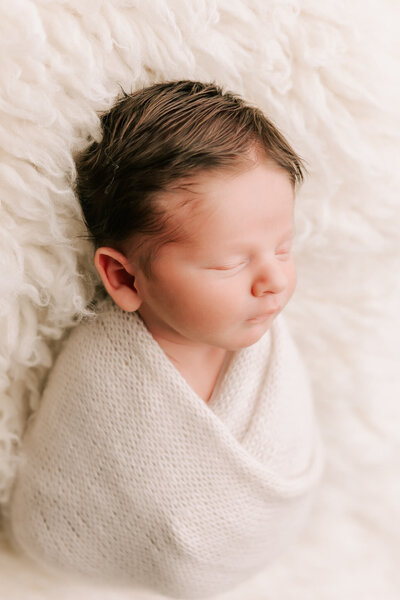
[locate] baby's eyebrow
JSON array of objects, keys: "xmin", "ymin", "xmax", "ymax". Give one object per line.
[{"xmin": 279, "ymin": 226, "xmax": 296, "ymax": 239}]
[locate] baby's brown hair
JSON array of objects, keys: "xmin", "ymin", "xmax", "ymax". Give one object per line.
[{"xmin": 74, "ymin": 80, "xmax": 304, "ymax": 276}]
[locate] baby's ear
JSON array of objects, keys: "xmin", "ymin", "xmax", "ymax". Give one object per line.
[{"xmin": 94, "ymin": 247, "xmax": 142, "ymax": 312}]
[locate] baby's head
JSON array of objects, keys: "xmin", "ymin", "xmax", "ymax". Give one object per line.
[{"xmin": 75, "ymin": 80, "xmax": 304, "ymax": 350}]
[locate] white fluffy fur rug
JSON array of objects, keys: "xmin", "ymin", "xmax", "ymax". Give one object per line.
[{"xmin": 0, "ymin": 1, "xmax": 399, "ymax": 599}]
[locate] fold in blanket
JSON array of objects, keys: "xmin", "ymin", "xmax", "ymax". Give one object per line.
[{"xmin": 5, "ymin": 298, "xmax": 324, "ymax": 599}]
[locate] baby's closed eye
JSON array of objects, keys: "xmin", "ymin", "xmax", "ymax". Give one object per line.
[
  {"xmin": 205, "ymin": 238, "xmax": 294, "ymax": 272},
  {"xmin": 276, "ymin": 244, "xmax": 291, "ymax": 254},
  {"xmin": 213, "ymin": 261, "xmax": 247, "ymax": 271}
]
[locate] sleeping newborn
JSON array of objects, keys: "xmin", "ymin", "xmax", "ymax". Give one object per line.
[{"xmin": 5, "ymin": 80, "xmax": 325, "ymax": 599}]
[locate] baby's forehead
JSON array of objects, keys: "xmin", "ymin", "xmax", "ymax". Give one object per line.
[
  {"xmin": 158, "ymin": 174, "xmax": 221, "ymax": 225},
  {"xmin": 152, "ymin": 161, "xmax": 294, "ymax": 251},
  {"xmin": 161, "ymin": 164, "xmax": 251, "ymax": 211}
]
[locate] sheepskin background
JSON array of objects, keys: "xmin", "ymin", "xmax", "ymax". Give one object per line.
[{"xmin": 0, "ymin": 0, "xmax": 399, "ymax": 598}]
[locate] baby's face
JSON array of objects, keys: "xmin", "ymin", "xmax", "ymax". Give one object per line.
[{"xmin": 133, "ymin": 160, "xmax": 296, "ymax": 351}]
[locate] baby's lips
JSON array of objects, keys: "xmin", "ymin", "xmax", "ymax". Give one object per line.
[{"xmin": 250, "ymin": 305, "xmax": 281, "ymax": 319}]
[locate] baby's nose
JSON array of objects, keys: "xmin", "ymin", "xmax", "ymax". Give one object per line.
[{"xmin": 251, "ymin": 264, "xmax": 287, "ymax": 297}]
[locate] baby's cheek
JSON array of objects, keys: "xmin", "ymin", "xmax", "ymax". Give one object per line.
[
  {"xmin": 208, "ymin": 288, "xmax": 245, "ymax": 322},
  {"xmin": 180, "ymin": 275, "xmax": 245, "ymax": 329},
  {"xmin": 286, "ymin": 264, "xmax": 297, "ymax": 299},
  {"xmin": 291, "ymin": 262, "xmax": 297, "ymax": 284}
]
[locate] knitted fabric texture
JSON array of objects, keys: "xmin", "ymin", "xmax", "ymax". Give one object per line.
[{"xmin": 6, "ymin": 298, "xmax": 325, "ymax": 599}]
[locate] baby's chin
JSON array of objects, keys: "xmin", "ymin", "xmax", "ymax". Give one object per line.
[{"xmin": 221, "ymin": 320, "xmax": 275, "ymax": 351}]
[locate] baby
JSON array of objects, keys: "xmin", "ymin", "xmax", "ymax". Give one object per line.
[{"xmin": 5, "ymin": 81, "xmax": 324, "ymax": 599}]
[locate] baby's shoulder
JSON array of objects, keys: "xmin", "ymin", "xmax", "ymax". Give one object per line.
[
  {"xmin": 37, "ymin": 297, "xmax": 141, "ymax": 413},
  {"xmin": 54, "ymin": 296, "xmax": 139, "ymax": 373},
  {"xmin": 63, "ymin": 296, "xmax": 115, "ymax": 348}
]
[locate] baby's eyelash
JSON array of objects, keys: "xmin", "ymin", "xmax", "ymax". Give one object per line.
[
  {"xmin": 214, "ymin": 262, "xmax": 244, "ymax": 271},
  {"xmin": 276, "ymin": 243, "xmax": 292, "ymax": 253},
  {"xmin": 275, "ymin": 248, "xmax": 292, "ymax": 261},
  {"xmin": 210, "ymin": 244, "xmax": 292, "ymax": 271}
]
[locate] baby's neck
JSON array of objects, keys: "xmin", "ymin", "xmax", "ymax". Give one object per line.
[
  {"xmin": 164, "ymin": 344, "xmax": 228, "ymax": 403},
  {"xmin": 140, "ymin": 319, "xmax": 228, "ymax": 402}
]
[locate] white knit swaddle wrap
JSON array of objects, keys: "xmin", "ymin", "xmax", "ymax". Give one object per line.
[{"xmin": 6, "ymin": 298, "xmax": 324, "ymax": 598}]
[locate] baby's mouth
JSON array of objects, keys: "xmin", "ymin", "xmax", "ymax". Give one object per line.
[{"xmin": 247, "ymin": 311, "xmax": 276, "ymax": 323}]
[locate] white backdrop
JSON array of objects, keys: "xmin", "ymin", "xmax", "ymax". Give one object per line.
[{"xmin": 0, "ymin": 1, "xmax": 399, "ymax": 599}]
